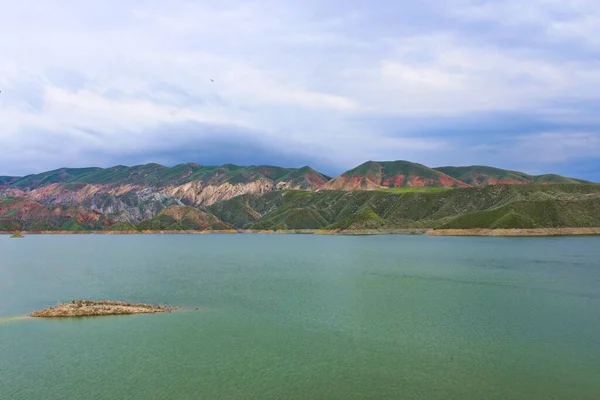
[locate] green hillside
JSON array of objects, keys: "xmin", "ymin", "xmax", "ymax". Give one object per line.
[
  {"xmin": 9, "ymin": 163, "xmax": 330, "ymax": 189},
  {"xmin": 2, "ymin": 160, "xmax": 599, "ymax": 232},
  {"xmin": 435, "ymin": 165, "xmax": 591, "ymax": 186},
  {"xmin": 3, "ymin": 184, "xmax": 600, "ymax": 232},
  {"xmin": 137, "ymin": 206, "xmax": 234, "ymax": 231},
  {"xmin": 0, "ymin": 176, "xmax": 19, "ymax": 185},
  {"xmin": 440, "ymin": 198, "xmax": 600, "ymax": 229},
  {"xmin": 324, "ymin": 160, "xmax": 467, "ymax": 190},
  {"xmin": 209, "ymin": 184, "xmax": 600, "ymax": 230},
  {"xmin": 9, "ymin": 167, "xmax": 103, "ymax": 188}
]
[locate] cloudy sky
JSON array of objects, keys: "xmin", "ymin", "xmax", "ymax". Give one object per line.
[{"xmin": 1, "ymin": 0, "xmax": 599, "ymax": 180}]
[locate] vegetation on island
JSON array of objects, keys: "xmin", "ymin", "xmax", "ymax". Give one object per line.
[{"xmin": 29, "ymin": 300, "xmax": 176, "ymax": 317}]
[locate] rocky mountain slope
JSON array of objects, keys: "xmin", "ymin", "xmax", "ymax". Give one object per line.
[
  {"xmin": 323, "ymin": 161, "xmax": 469, "ymax": 190},
  {"xmin": 1, "ymin": 164, "xmax": 330, "ymax": 223},
  {"xmin": 1, "ymin": 160, "xmax": 595, "ymax": 226},
  {"xmin": 434, "ymin": 165, "xmax": 591, "ymax": 186},
  {"xmin": 2, "ymin": 184, "xmax": 599, "ymax": 232},
  {"xmin": 0, "ymin": 197, "xmax": 112, "ymax": 231}
]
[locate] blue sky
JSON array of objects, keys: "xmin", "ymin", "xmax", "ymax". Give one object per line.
[{"xmin": 1, "ymin": 0, "xmax": 599, "ymax": 180}]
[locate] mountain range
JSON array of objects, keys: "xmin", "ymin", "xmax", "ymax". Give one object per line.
[{"xmin": 1, "ymin": 160, "xmax": 598, "ymax": 232}]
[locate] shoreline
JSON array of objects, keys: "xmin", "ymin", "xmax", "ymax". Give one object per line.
[
  {"xmin": 29, "ymin": 300, "xmax": 176, "ymax": 318},
  {"xmin": 0, "ymin": 315, "xmax": 31, "ymax": 325},
  {"xmin": 2, "ymin": 227, "xmax": 600, "ymax": 237},
  {"xmin": 426, "ymin": 227, "xmax": 600, "ymax": 237}
]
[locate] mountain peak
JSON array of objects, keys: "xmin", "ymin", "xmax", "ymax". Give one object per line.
[{"xmin": 324, "ymin": 160, "xmax": 468, "ymax": 190}]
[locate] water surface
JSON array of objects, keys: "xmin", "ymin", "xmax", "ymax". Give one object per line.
[{"xmin": 1, "ymin": 234, "xmax": 599, "ymax": 399}]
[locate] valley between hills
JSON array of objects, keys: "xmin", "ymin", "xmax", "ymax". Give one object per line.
[{"xmin": 1, "ymin": 160, "xmax": 599, "ymax": 236}]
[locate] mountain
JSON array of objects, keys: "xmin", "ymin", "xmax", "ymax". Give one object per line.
[
  {"xmin": 0, "ymin": 176, "xmax": 19, "ymax": 186},
  {"xmin": 434, "ymin": 165, "xmax": 592, "ymax": 186},
  {"xmin": 1, "ymin": 160, "xmax": 596, "ymax": 229},
  {"xmin": 2, "ymin": 163, "xmax": 330, "ymax": 223},
  {"xmin": 137, "ymin": 206, "xmax": 234, "ymax": 231},
  {"xmin": 323, "ymin": 161, "xmax": 470, "ymax": 190},
  {"xmin": 0, "ymin": 197, "xmax": 112, "ymax": 231},
  {"xmin": 3, "ymin": 185, "xmax": 600, "ymax": 233},
  {"xmin": 8, "ymin": 164, "xmax": 331, "ymax": 190},
  {"xmin": 209, "ymin": 184, "xmax": 600, "ymax": 230}
]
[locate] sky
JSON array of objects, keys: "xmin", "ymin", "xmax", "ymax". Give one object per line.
[{"xmin": 1, "ymin": 0, "xmax": 599, "ymax": 181}]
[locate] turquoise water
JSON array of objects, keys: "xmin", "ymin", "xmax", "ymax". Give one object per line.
[{"xmin": 1, "ymin": 234, "xmax": 599, "ymax": 399}]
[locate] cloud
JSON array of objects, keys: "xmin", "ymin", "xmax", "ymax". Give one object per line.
[
  {"xmin": 511, "ymin": 132, "xmax": 600, "ymax": 164},
  {"xmin": 0, "ymin": 0, "xmax": 599, "ymax": 181}
]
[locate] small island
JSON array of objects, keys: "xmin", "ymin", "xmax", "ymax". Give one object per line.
[
  {"xmin": 9, "ymin": 231, "xmax": 24, "ymax": 238},
  {"xmin": 29, "ymin": 300, "xmax": 176, "ymax": 318}
]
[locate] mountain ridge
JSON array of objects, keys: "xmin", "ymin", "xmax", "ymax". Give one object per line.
[
  {"xmin": 3, "ymin": 184, "xmax": 600, "ymax": 232},
  {"xmin": 323, "ymin": 160, "xmax": 470, "ymax": 190},
  {"xmin": 434, "ymin": 165, "xmax": 592, "ymax": 186},
  {"xmin": 1, "ymin": 160, "xmax": 597, "ymax": 227},
  {"xmin": 4, "ymin": 160, "xmax": 594, "ymax": 188}
]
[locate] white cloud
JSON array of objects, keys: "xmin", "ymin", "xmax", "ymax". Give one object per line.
[
  {"xmin": 512, "ymin": 132, "xmax": 600, "ymax": 163},
  {"xmin": 0, "ymin": 0, "xmax": 599, "ymax": 177},
  {"xmin": 350, "ymin": 33, "xmax": 600, "ymax": 116}
]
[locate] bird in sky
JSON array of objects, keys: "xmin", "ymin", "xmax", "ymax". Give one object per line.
[{"xmin": 210, "ymin": 79, "xmax": 214, "ymax": 82}]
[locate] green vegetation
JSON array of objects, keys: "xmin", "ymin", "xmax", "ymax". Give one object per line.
[
  {"xmin": 9, "ymin": 231, "xmax": 24, "ymax": 238},
  {"xmin": 1, "ymin": 208, "xmax": 20, "ymax": 218},
  {"xmin": 8, "ymin": 163, "xmax": 330, "ymax": 190},
  {"xmin": 2, "ymin": 184, "xmax": 600, "ymax": 232},
  {"xmin": 378, "ymin": 187, "xmax": 451, "ymax": 193},
  {"xmin": 9, "ymin": 167, "xmax": 102, "ymax": 189},
  {"xmin": 0, "ymin": 176, "xmax": 18, "ymax": 185},
  {"xmin": 435, "ymin": 165, "xmax": 593, "ymax": 186},
  {"xmin": 138, "ymin": 206, "xmax": 233, "ymax": 231},
  {"xmin": 439, "ymin": 198, "xmax": 600, "ymax": 229},
  {"xmin": 107, "ymin": 222, "xmax": 140, "ymax": 231},
  {"xmin": 0, "ymin": 197, "xmax": 22, "ymax": 205},
  {"xmin": 327, "ymin": 207, "xmax": 385, "ymax": 230},
  {"xmin": 0, "ymin": 198, "xmax": 110, "ymax": 232},
  {"xmin": 2, "ymin": 161, "xmax": 599, "ymax": 233},
  {"xmin": 325, "ymin": 160, "xmax": 468, "ymax": 189},
  {"xmin": 208, "ymin": 184, "xmax": 600, "ymax": 230}
]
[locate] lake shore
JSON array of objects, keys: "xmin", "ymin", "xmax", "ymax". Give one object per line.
[
  {"xmin": 2, "ymin": 227, "xmax": 600, "ymax": 237},
  {"xmin": 426, "ymin": 227, "xmax": 600, "ymax": 236},
  {"xmin": 29, "ymin": 300, "xmax": 176, "ymax": 318}
]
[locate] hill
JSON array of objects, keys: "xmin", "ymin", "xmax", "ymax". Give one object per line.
[
  {"xmin": 0, "ymin": 176, "xmax": 19, "ymax": 186},
  {"xmin": 2, "ymin": 184, "xmax": 600, "ymax": 233},
  {"xmin": 323, "ymin": 160, "xmax": 472, "ymax": 190},
  {"xmin": 435, "ymin": 165, "xmax": 591, "ymax": 186},
  {"xmin": 1, "ymin": 163, "xmax": 330, "ymax": 223},
  {"xmin": 137, "ymin": 206, "xmax": 234, "ymax": 231},
  {"xmin": 0, "ymin": 197, "xmax": 112, "ymax": 231},
  {"xmin": 209, "ymin": 184, "xmax": 600, "ymax": 230},
  {"xmin": 1, "ymin": 161, "xmax": 596, "ymax": 228},
  {"xmin": 8, "ymin": 164, "xmax": 330, "ymax": 190}
]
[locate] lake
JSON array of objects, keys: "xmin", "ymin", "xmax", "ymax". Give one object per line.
[{"xmin": 1, "ymin": 234, "xmax": 599, "ymax": 399}]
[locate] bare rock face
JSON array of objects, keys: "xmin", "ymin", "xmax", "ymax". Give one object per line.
[
  {"xmin": 2, "ymin": 164, "xmax": 331, "ymax": 223},
  {"xmin": 159, "ymin": 179, "xmax": 274, "ymax": 206},
  {"xmin": 0, "ymin": 197, "xmax": 112, "ymax": 231},
  {"xmin": 0, "ymin": 186, "xmax": 27, "ymax": 197}
]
